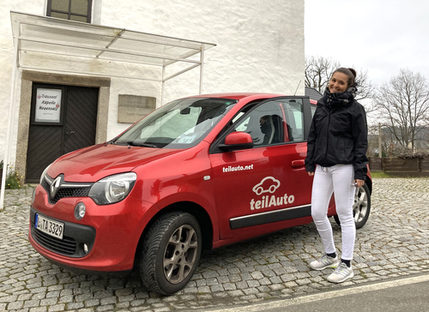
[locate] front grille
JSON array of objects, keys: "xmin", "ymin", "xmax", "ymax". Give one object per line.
[
  {"xmin": 32, "ymin": 227, "xmax": 77, "ymax": 255},
  {"xmin": 41, "ymin": 178, "xmax": 50, "ymax": 190},
  {"xmin": 52, "ymin": 187, "xmax": 91, "ymax": 203},
  {"xmin": 41, "ymin": 177, "xmax": 92, "ymax": 204}
]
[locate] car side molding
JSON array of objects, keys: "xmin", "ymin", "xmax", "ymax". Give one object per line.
[{"xmin": 229, "ymin": 204, "xmax": 311, "ymax": 229}]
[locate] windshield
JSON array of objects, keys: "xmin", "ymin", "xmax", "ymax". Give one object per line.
[{"xmin": 113, "ymin": 97, "xmax": 237, "ymax": 148}]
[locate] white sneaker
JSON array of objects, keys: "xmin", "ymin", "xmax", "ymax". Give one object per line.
[
  {"xmin": 309, "ymin": 254, "xmax": 340, "ymax": 271},
  {"xmin": 327, "ymin": 262, "xmax": 354, "ymax": 283}
]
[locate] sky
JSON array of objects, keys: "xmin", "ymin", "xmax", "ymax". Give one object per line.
[{"xmin": 305, "ymin": 0, "xmax": 429, "ymax": 87}]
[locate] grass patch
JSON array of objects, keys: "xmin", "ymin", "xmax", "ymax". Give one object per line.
[
  {"xmin": 370, "ymin": 171, "xmax": 394, "ymax": 178},
  {"xmin": 370, "ymin": 171, "xmax": 429, "ymax": 178}
]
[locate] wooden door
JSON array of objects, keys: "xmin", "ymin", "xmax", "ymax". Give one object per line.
[{"xmin": 26, "ymin": 83, "xmax": 99, "ymax": 182}]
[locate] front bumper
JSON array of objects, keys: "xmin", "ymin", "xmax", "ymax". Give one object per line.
[
  {"xmin": 29, "ymin": 184, "xmax": 148, "ymax": 272},
  {"xmin": 30, "ymin": 207, "xmax": 95, "ymax": 257}
]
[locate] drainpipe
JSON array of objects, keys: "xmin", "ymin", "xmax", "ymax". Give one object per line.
[
  {"xmin": 161, "ymin": 64, "xmax": 165, "ymax": 106},
  {"xmin": 199, "ymin": 48, "xmax": 205, "ymax": 94}
]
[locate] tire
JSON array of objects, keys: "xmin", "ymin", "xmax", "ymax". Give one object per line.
[
  {"xmin": 334, "ymin": 184, "xmax": 371, "ymax": 229},
  {"xmin": 139, "ymin": 212, "xmax": 202, "ymax": 295}
]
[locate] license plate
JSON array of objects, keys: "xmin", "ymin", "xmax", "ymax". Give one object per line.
[{"xmin": 35, "ymin": 213, "xmax": 64, "ymax": 240}]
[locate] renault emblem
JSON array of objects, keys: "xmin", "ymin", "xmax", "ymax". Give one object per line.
[{"xmin": 50, "ymin": 175, "xmax": 63, "ymax": 199}]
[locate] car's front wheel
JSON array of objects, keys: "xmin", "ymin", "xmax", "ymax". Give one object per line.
[
  {"xmin": 139, "ymin": 212, "xmax": 202, "ymax": 295},
  {"xmin": 334, "ymin": 184, "xmax": 371, "ymax": 229}
]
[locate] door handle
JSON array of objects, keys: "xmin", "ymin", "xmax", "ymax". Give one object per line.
[
  {"xmin": 65, "ymin": 130, "xmax": 76, "ymax": 135},
  {"xmin": 291, "ymin": 159, "xmax": 305, "ymax": 168}
]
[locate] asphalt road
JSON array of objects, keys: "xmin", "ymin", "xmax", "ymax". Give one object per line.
[{"xmin": 207, "ymin": 274, "xmax": 429, "ymax": 312}]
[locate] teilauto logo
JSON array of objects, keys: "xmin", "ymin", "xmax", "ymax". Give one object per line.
[
  {"xmin": 223, "ymin": 164, "xmax": 254, "ymax": 173},
  {"xmin": 250, "ymin": 176, "xmax": 295, "ymax": 211}
]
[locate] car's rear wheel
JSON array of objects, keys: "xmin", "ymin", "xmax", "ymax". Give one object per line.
[
  {"xmin": 334, "ymin": 184, "xmax": 371, "ymax": 229},
  {"xmin": 139, "ymin": 212, "xmax": 202, "ymax": 295}
]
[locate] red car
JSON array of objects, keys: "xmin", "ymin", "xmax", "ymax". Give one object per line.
[{"xmin": 29, "ymin": 93, "xmax": 372, "ymax": 295}]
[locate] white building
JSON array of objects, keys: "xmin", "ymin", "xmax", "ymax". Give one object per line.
[{"xmin": 0, "ymin": 0, "xmax": 304, "ymax": 184}]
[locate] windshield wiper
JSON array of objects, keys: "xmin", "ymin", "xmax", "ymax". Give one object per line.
[
  {"xmin": 109, "ymin": 140, "xmax": 158, "ymax": 148},
  {"xmin": 126, "ymin": 141, "xmax": 158, "ymax": 148}
]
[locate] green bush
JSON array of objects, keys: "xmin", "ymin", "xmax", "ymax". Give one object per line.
[{"xmin": 6, "ymin": 169, "xmax": 23, "ymax": 189}]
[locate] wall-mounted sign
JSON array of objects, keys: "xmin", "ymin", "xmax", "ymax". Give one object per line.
[{"xmin": 35, "ymin": 88, "xmax": 62, "ymax": 123}]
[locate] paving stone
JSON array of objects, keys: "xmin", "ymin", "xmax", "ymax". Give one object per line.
[
  {"xmin": 29, "ymin": 307, "xmax": 47, "ymax": 312},
  {"xmin": 40, "ymin": 298, "xmax": 58, "ymax": 306},
  {"xmin": 250, "ymin": 271, "xmax": 264, "ymax": 280},
  {"xmin": 96, "ymin": 305, "xmax": 115, "ymax": 312},
  {"xmin": 7, "ymin": 300, "xmax": 24, "ymax": 310},
  {"xmin": 23, "ymin": 299, "xmax": 40, "ymax": 308},
  {"xmin": 205, "ymin": 277, "xmax": 218, "ymax": 285},
  {"xmin": 0, "ymin": 295, "xmax": 17, "ymax": 303},
  {"xmin": 210, "ymin": 284, "xmax": 224, "ymax": 292},
  {"xmin": 223, "ymin": 283, "xmax": 237, "ymax": 291},
  {"xmin": 45, "ymin": 291, "xmax": 60, "ymax": 299},
  {"xmin": 65, "ymin": 302, "xmax": 84, "ymax": 310},
  {"xmin": 99, "ymin": 296, "xmax": 117, "ymax": 306},
  {"xmin": 18, "ymin": 293, "xmax": 33, "ymax": 301},
  {"xmin": 48, "ymin": 304, "xmax": 65, "ymax": 312},
  {"xmin": 58, "ymin": 295, "xmax": 73, "ymax": 303},
  {"xmin": 182, "ymin": 286, "xmax": 198, "ymax": 294},
  {"xmin": 116, "ymin": 301, "xmax": 131, "ymax": 309},
  {"xmin": 235, "ymin": 281, "xmax": 248, "ymax": 290}
]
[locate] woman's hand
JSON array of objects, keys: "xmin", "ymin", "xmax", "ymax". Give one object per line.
[
  {"xmin": 354, "ymin": 179, "xmax": 365, "ymax": 188},
  {"xmin": 308, "ymin": 172, "xmax": 314, "ymax": 176}
]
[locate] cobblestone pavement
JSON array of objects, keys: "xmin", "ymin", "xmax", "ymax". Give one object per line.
[{"xmin": 0, "ymin": 178, "xmax": 428, "ymax": 312}]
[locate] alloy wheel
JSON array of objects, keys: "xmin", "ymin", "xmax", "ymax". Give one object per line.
[
  {"xmin": 353, "ymin": 186, "xmax": 368, "ymax": 224},
  {"xmin": 163, "ymin": 224, "xmax": 199, "ymax": 284}
]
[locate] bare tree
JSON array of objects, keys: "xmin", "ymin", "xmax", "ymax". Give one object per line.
[
  {"xmin": 305, "ymin": 56, "xmax": 339, "ymax": 93},
  {"xmin": 354, "ymin": 70, "xmax": 375, "ymax": 102},
  {"xmin": 305, "ymin": 56, "xmax": 374, "ymax": 101},
  {"xmin": 374, "ymin": 69, "xmax": 429, "ymax": 154}
]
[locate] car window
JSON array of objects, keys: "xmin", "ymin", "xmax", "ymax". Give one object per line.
[
  {"xmin": 310, "ymin": 104, "xmax": 316, "ymax": 117},
  {"xmin": 231, "ymin": 101, "xmax": 284, "ymax": 146},
  {"xmin": 114, "ymin": 97, "xmax": 237, "ymax": 148},
  {"xmin": 282, "ymin": 99, "xmax": 304, "ymax": 142}
]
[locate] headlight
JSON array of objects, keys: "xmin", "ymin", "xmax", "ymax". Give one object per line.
[
  {"xmin": 39, "ymin": 164, "xmax": 52, "ymax": 185},
  {"xmin": 88, "ymin": 172, "xmax": 137, "ymax": 205}
]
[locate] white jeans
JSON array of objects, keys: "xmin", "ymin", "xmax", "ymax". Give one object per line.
[{"xmin": 311, "ymin": 164, "xmax": 356, "ymax": 260}]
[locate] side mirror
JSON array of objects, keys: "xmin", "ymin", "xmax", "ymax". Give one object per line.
[{"xmin": 219, "ymin": 132, "xmax": 253, "ymax": 151}]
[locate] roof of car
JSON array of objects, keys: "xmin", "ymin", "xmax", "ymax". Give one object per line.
[
  {"xmin": 186, "ymin": 93, "xmax": 319, "ymax": 104},
  {"xmin": 194, "ymin": 93, "xmax": 285, "ymax": 100}
]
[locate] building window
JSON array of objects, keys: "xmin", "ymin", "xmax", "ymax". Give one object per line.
[{"xmin": 47, "ymin": 0, "xmax": 92, "ymax": 23}]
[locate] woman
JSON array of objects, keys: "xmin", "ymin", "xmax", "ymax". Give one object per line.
[{"xmin": 305, "ymin": 67, "xmax": 368, "ymax": 283}]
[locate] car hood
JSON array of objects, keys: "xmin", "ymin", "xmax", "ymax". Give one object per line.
[{"xmin": 48, "ymin": 143, "xmax": 184, "ymax": 182}]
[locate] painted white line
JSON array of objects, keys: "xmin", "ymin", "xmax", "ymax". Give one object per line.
[{"xmin": 207, "ymin": 273, "xmax": 429, "ymax": 312}]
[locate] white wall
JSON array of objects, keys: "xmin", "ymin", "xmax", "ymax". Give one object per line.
[
  {"xmin": 0, "ymin": 0, "xmax": 304, "ymax": 160},
  {"xmin": 0, "ymin": 0, "xmax": 46, "ymax": 165},
  {"xmin": 99, "ymin": 0, "xmax": 305, "ymax": 100},
  {"xmin": 99, "ymin": 0, "xmax": 305, "ymax": 138}
]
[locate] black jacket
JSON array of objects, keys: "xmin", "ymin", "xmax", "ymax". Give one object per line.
[{"xmin": 305, "ymin": 89, "xmax": 368, "ymax": 180}]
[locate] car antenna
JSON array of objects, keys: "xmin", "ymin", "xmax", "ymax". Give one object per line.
[{"xmin": 294, "ymin": 80, "xmax": 302, "ymax": 96}]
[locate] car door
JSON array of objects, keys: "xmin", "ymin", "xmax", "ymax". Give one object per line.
[{"xmin": 209, "ymin": 97, "xmax": 313, "ymax": 240}]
